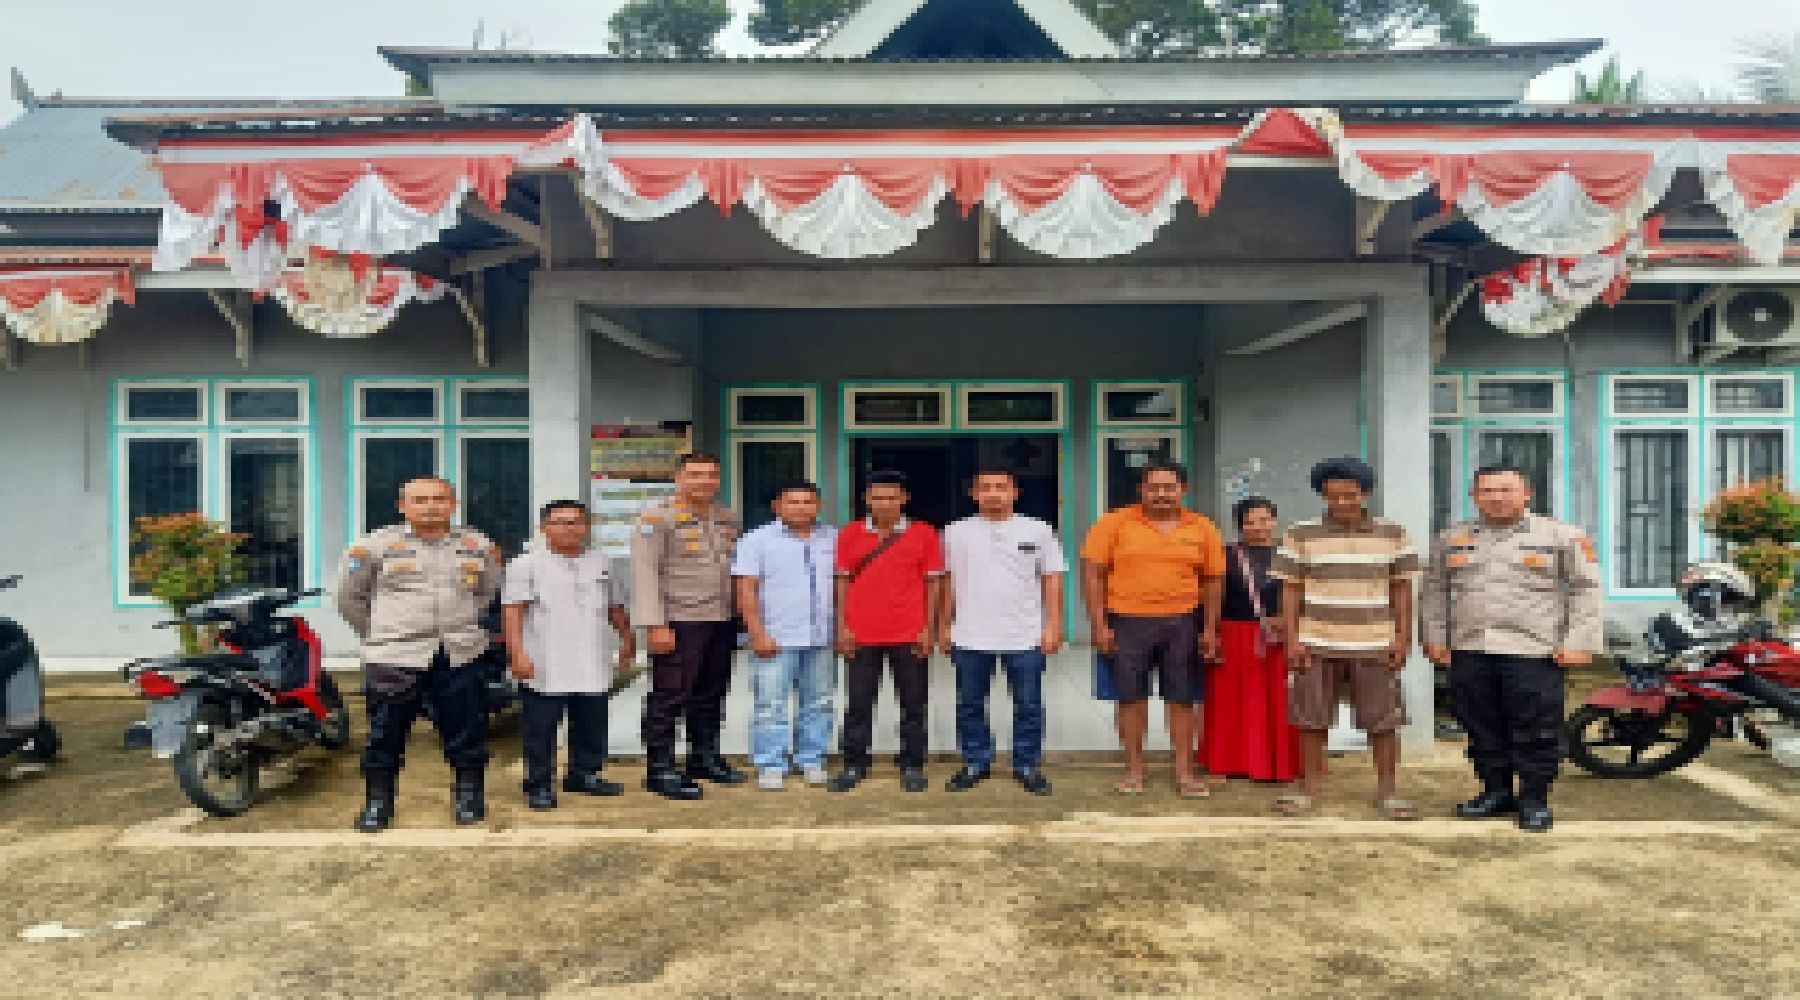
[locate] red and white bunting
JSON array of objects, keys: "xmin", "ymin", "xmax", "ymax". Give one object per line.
[
  {"xmin": 148, "ymin": 111, "xmax": 1800, "ymax": 277},
  {"xmin": 1479, "ymin": 220, "xmax": 1658, "ymax": 338},
  {"xmin": 0, "ymin": 268, "xmax": 134, "ymax": 344},
  {"xmin": 271, "ymin": 255, "xmax": 448, "ymax": 338}
]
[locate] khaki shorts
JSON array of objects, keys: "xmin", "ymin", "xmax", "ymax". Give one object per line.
[{"xmin": 1288, "ymin": 655, "xmax": 1408, "ymax": 734}]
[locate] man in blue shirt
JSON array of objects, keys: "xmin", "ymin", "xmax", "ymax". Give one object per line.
[{"xmin": 732, "ymin": 480, "xmax": 838, "ymax": 791}]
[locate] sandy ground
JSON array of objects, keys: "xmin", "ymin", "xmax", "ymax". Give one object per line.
[{"xmin": 1, "ymin": 679, "xmax": 1797, "ymax": 999}]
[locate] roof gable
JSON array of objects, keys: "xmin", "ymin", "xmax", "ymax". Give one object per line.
[{"xmin": 812, "ymin": 0, "xmax": 1118, "ymax": 59}]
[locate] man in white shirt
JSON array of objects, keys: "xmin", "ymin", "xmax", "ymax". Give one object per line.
[
  {"xmin": 501, "ymin": 500, "xmax": 636, "ymax": 811},
  {"xmin": 938, "ymin": 467, "xmax": 1067, "ymax": 795}
]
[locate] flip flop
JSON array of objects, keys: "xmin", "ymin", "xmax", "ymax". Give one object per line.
[
  {"xmin": 1374, "ymin": 797, "xmax": 1420, "ymax": 821},
  {"xmin": 1273, "ymin": 793, "xmax": 1314, "ymax": 817},
  {"xmin": 1113, "ymin": 775, "xmax": 1146, "ymax": 796},
  {"xmin": 1177, "ymin": 778, "xmax": 1212, "ymax": 799}
]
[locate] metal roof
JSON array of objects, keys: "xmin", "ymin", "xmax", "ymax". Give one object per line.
[
  {"xmin": 102, "ymin": 99, "xmax": 1800, "ymax": 148},
  {"xmin": 379, "ymin": 38, "xmax": 1604, "ymax": 77}
]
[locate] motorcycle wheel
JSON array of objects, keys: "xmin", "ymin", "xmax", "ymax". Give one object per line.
[
  {"xmin": 1564, "ymin": 704, "xmax": 1713, "ymax": 778},
  {"xmin": 19, "ymin": 720, "xmax": 59, "ymax": 763},
  {"xmin": 172, "ymin": 701, "xmax": 260, "ymax": 817},
  {"xmin": 316, "ymin": 673, "xmax": 352, "ymax": 751}
]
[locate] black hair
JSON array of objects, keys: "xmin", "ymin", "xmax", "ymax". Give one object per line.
[
  {"xmin": 770, "ymin": 480, "xmax": 821, "ymax": 502},
  {"xmin": 1232, "ymin": 495, "xmax": 1277, "ymax": 529},
  {"xmin": 1472, "ymin": 463, "xmax": 1530, "ymax": 486},
  {"xmin": 539, "ymin": 499, "xmax": 589, "ymax": 521},
  {"xmin": 677, "ymin": 452, "xmax": 721, "ymax": 470},
  {"xmin": 970, "ymin": 466, "xmax": 1017, "ymax": 487},
  {"xmin": 1309, "ymin": 456, "xmax": 1376, "ymax": 494},
  {"xmin": 1138, "ymin": 461, "xmax": 1189, "ymax": 486},
  {"xmin": 866, "ymin": 469, "xmax": 909, "ymax": 491}
]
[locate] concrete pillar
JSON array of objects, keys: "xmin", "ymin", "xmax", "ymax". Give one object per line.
[
  {"xmin": 528, "ymin": 291, "xmax": 591, "ymax": 512},
  {"xmin": 1365, "ymin": 284, "xmax": 1436, "ymax": 760}
]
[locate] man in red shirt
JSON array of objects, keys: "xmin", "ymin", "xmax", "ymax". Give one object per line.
[{"xmin": 828, "ymin": 470, "xmax": 945, "ymax": 793}]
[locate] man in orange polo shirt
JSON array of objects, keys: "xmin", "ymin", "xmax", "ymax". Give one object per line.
[{"xmin": 1081, "ymin": 462, "xmax": 1226, "ymax": 797}]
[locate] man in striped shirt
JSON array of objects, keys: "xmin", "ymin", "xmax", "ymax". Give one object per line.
[{"xmin": 1270, "ymin": 456, "xmax": 1422, "ymax": 820}]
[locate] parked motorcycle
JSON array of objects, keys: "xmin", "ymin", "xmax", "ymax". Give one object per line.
[
  {"xmin": 1566, "ymin": 562, "xmax": 1800, "ymax": 777},
  {"xmin": 1, "ymin": 575, "xmax": 60, "ymax": 768},
  {"xmin": 124, "ymin": 588, "xmax": 350, "ymax": 816}
]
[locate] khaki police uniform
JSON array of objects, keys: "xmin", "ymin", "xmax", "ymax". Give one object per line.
[
  {"xmin": 1420, "ymin": 513, "xmax": 1603, "ymax": 796},
  {"xmin": 335, "ymin": 523, "xmax": 501, "ymax": 777},
  {"xmin": 629, "ymin": 499, "xmax": 741, "ymax": 766}
]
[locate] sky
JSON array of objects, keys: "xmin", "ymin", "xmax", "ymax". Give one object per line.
[{"xmin": 0, "ymin": 0, "xmax": 1795, "ymax": 122}]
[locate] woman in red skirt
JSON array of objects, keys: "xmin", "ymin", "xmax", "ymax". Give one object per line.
[{"xmin": 1200, "ymin": 496, "xmax": 1301, "ymax": 783}]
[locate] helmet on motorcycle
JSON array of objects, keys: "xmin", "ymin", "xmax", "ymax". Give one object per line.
[{"xmin": 1676, "ymin": 562, "xmax": 1757, "ymax": 619}]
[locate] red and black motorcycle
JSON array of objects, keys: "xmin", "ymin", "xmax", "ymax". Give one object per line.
[
  {"xmin": 1566, "ymin": 563, "xmax": 1800, "ymax": 777},
  {"xmin": 124, "ymin": 588, "xmax": 350, "ymax": 816}
]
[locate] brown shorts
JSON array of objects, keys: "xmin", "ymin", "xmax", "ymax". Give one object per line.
[{"xmin": 1288, "ymin": 655, "xmax": 1408, "ymax": 734}]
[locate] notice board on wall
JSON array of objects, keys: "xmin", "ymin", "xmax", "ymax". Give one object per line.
[{"xmin": 589, "ymin": 422, "xmax": 691, "ymax": 558}]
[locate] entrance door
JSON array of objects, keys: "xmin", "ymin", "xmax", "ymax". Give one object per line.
[{"xmin": 849, "ymin": 435, "xmax": 1058, "ymax": 528}]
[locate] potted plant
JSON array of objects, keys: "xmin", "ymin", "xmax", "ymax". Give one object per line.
[
  {"xmin": 129, "ymin": 513, "xmax": 245, "ymax": 653},
  {"xmin": 1701, "ymin": 478, "xmax": 1800, "ymax": 624}
]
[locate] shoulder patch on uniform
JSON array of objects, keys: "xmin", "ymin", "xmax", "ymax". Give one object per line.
[
  {"xmin": 639, "ymin": 511, "xmax": 664, "ymax": 525},
  {"xmin": 348, "ymin": 545, "xmax": 369, "ymax": 558},
  {"xmin": 1576, "ymin": 536, "xmax": 1598, "ymax": 563}
]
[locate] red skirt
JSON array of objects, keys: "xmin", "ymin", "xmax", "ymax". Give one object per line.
[{"xmin": 1199, "ymin": 619, "xmax": 1301, "ymax": 782}]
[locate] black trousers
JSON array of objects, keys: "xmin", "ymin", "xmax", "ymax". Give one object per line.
[
  {"xmin": 360, "ymin": 648, "xmax": 489, "ymax": 776},
  {"xmin": 520, "ymin": 688, "xmax": 610, "ymax": 791},
  {"xmin": 641, "ymin": 620, "xmax": 736, "ymax": 756},
  {"xmin": 841, "ymin": 645, "xmax": 929, "ymax": 771},
  {"xmin": 1448, "ymin": 651, "xmax": 1565, "ymax": 792}
]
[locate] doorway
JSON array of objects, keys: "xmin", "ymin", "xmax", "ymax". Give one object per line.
[{"xmin": 848, "ymin": 435, "xmax": 1059, "ymax": 528}]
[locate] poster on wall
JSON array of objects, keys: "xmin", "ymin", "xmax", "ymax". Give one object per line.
[{"xmin": 589, "ymin": 422, "xmax": 691, "ymax": 558}]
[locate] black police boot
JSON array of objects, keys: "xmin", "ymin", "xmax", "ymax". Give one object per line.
[
  {"xmin": 1014, "ymin": 769, "xmax": 1053, "ymax": 796},
  {"xmin": 563, "ymin": 772, "xmax": 625, "ymax": 797},
  {"xmin": 944, "ymin": 765, "xmax": 990, "ymax": 792},
  {"xmin": 452, "ymin": 769, "xmax": 487, "ymax": 826},
  {"xmin": 353, "ymin": 772, "xmax": 396, "ymax": 834},
  {"xmin": 1454, "ymin": 773, "xmax": 1518, "ymax": 820},
  {"xmin": 900, "ymin": 767, "xmax": 929, "ymax": 793},
  {"xmin": 1516, "ymin": 780, "xmax": 1554, "ymax": 833},
  {"xmin": 684, "ymin": 735, "xmax": 748, "ymax": 786},
  {"xmin": 524, "ymin": 785, "xmax": 558, "ymax": 811},
  {"xmin": 645, "ymin": 749, "xmax": 705, "ymax": 801}
]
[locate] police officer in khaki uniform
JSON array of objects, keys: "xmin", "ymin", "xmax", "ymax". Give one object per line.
[
  {"xmin": 336, "ymin": 476, "xmax": 501, "ymax": 832},
  {"xmin": 1421, "ymin": 462, "xmax": 1602, "ymax": 832},
  {"xmin": 631, "ymin": 453, "xmax": 745, "ymax": 800}
]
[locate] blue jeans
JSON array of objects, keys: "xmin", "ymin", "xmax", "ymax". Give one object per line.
[
  {"xmin": 749, "ymin": 647, "xmax": 836, "ymax": 773},
  {"xmin": 951, "ymin": 648, "xmax": 1047, "ymax": 773}
]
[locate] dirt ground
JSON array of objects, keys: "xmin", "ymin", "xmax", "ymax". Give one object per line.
[{"xmin": 2, "ymin": 679, "xmax": 1798, "ymax": 999}]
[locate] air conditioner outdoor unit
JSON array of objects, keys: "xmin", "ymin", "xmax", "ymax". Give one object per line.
[{"xmin": 1701, "ymin": 288, "xmax": 1800, "ymax": 361}]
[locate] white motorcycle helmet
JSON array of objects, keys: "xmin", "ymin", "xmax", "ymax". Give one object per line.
[{"xmin": 1676, "ymin": 562, "xmax": 1758, "ymax": 620}]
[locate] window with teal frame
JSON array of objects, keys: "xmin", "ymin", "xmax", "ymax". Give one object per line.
[
  {"xmin": 112, "ymin": 378, "xmax": 317, "ymax": 607},
  {"xmin": 348, "ymin": 377, "xmax": 532, "ymax": 558},
  {"xmin": 1431, "ymin": 370, "xmax": 1569, "ymax": 537}
]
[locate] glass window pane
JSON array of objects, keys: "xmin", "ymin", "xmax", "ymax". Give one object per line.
[
  {"xmin": 1104, "ymin": 388, "xmax": 1178, "ymax": 423},
  {"xmin": 1616, "ymin": 431, "xmax": 1688, "ymax": 589},
  {"xmin": 852, "ymin": 390, "xmax": 943, "ymax": 426},
  {"xmin": 1431, "ymin": 431, "xmax": 1454, "ymax": 535},
  {"xmin": 1478, "ymin": 431, "xmax": 1554, "ymax": 516},
  {"xmin": 1476, "ymin": 379, "xmax": 1556, "ymax": 415},
  {"xmin": 1104, "ymin": 435, "xmax": 1176, "ymax": 512},
  {"xmin": 1715, "ymin": 429, "xmax": 1784, "ymax": 489},
  {"xmin": 362, "ymin": 437, "xmax": 438, "ymax": 532},
  {"xmin": 463, "ymin": 437, "xmax": 532, "ymax": 559},
  {"xmin": 126, "ymin": 438, "xmax": 203, "ymax": 596},
  {"xmin": 735, "ymin": 393, "xmax": 809, "ymax": 428},
  {"xmin": 966, "ymin": 390, "xmax": 1057, "ymax": 425},
  {"xmin": 360, "ymin": 386, "xmax": 439, "ymax": 422},
  {"xmin": 125, "ymin": 387, "xmax": 202, "ymax": 422},
  {"xmin": 223, "ymin": 386, "xmax": 302, "ymax": 423},
  {"xmin": 1431, "ymin": 379, "xmax": 1460, "ymax": 417},
  {"xmin": 228, "ymin": 438, "xmax": 304, "ymax": 592},
  {"xmin": 1712, "ymin": 379, "xmax": 1786, "ymax": 414},
  {"xmin": 1614, "ymin": 379, "xmax": 1690, "ymax": 415},
  {"xmin": 460, "ymin": 386, "xmax": 530, "ymax": 421},
  {"xmin": 737, "ymin": 440, "xmax": 809, "ymax": 530}
]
